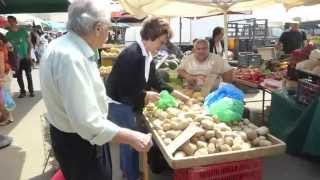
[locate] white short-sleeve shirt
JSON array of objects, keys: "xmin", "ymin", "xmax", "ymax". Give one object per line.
[{"xmin": 178, "ymin": 53, "xmax": 232, "ymax": 76}]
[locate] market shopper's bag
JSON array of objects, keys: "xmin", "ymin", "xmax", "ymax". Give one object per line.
[
  {"xmin": 155, "ymin": 90, "xmax": 177, "ymax": 110},
  {"xmin": 2, "ymin": 89, "xmax": 16, "ymax": 112},
  {"xmin": 204, "ymin": 83, "xmax": 244, "ymax": 110},
  {"xmin": 208, "ymin": 97, "xmax": 244, "ymax": 123}
]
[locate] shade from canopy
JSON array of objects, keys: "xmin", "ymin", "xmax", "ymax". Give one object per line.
[{"xmin": 0, "ymin": 0, "xmax": 69, "ymax": 14}]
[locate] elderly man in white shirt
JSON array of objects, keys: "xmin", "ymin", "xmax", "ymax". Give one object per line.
[
  {"xmin": 177, "ymin": 39, "xmax": 234, "ymax": 96},
  {"xmin": 40, "ymin": 1, "xmax": 152, "ymax": 180}
]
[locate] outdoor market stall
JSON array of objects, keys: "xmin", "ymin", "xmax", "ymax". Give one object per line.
[{"xmin": 141, "ymin": 89, "xmax": 286, "ymax": 179}]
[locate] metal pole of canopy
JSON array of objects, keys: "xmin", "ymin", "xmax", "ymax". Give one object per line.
[
  {"xmin": 224, "ymin": 10, "xmax": 228, "ymax": 58},
  {"xmin": 179, "ymin": 17, "xmax": 182, "ymax": 45}
]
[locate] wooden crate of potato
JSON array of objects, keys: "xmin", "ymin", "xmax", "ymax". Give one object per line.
[{"xmin": 143, "ymin": 99, "xmax": 286, "ymax": 169}]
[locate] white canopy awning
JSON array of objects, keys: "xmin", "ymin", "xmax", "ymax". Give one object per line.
[{"xmin": 119, "ymin": 0, "xmax": 281, "ymax": 18}]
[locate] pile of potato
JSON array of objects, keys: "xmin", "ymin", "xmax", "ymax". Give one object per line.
[{"xmin": 144, "ymin": 101, "xmax": 273, "ymax": 159}]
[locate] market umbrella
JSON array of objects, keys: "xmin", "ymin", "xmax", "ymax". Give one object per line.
[
  {"xmin": 119, "ymin": 0, "xmax": 280, "ymax": 55},
  {"xmin": 283, "ymin": 0, "xmax": 320, "ymax": 9},
  {"xmin": 111, "ymin": 11, "xmax": 146, "ymax": 23}
]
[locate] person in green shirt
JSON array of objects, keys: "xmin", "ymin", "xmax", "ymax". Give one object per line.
[{"xmin": 6, "ymin": 15, "xmax": 34, "ymax": 98}]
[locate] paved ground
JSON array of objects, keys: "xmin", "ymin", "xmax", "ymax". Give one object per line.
[{"xmin": 0, "ymin": 69, "xmax": 319, "ymax": 180}]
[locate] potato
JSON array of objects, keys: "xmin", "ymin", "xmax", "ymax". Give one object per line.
[
  {"xmin": 215, "ymin": 130, "xmax": 224, "ymax": 139},
  {"xmin": 162, "ymin": 123, "xmax": 172, "ymax": 131},
  {"xmin": 208, "ymin": 143, "xmax": 216, "ymax": 154},
  {"xmin": 241, "ymin": 143, "xmax": 251, "ymax": 150},
  {"xmin": 199, "ymin": 136, "xmax": 206, "ymax": 141},
  {"xmin": 195, "ymin": 115, "xmax": 211, "ymax": 122},
  {"xmin": 184, "ymin": 112, "xmax": 197, "ymax": 119},
  {"xmin": 191, "ymin": 121, "xmax": 201, "ymax": 127},
  {"xmin": 204, "ymin": 130, "xmax": 216, "ymax": 139},
  {"xmin": 194, "ymin": 148, "xmax": 208, "ymax": 156},
  {"xmin": 259, "ymin": 140, "xmax": 272, "ymax": 147},
  {"xmin": 232, "ymin": 144, "xmax": 242, "ymax": 151},
  {"xmin": 233, "ymin": 136, "xmax": 244, "ymax": 146},
  {"xmin": 152, "ymin": 119, "xmax": 163, "ymax": 130},
  {"xmin": 231, "ymin": 126, "xmax": 242, "ymax": 131},
  {"xmin": 201, "ymin": 119, "xmax": 215, "ymax": 130},
  {"xmin": 157, "ymin": 130, "xmax": 165, "ymax": 136},
  {"xmin": 215, "ymin": 123, "xmax": 232, "ymax": 131},
  {"xmin": 248, "ymin": 123, "xmax": 258, "ymax": 130},
  {"xmin": 256, "ymin": 126, "xmax": 269, "ymax": 136},
  {"xmin": 209, "ymin": 137, "xmax": 217, "ymax": 144},
  {"xmin": 192, "ymin": 92, "xmax": 202, "ymax": 99},
  {"xmin": 259, "ymin": 136, "xmax": 266, "ymax": 140},
  {"xmin": 171, "ymin": 120, "xmax": 188, "ymax": 131},
  {"xmin": 190, "ymin": 137, "xmax": 199, "ymax": 144},
  {"xmin": 220, "ymin": 144, "xmax": 232, "ymax": 152},
  {"xmin": 158, "ymin": 111, "xmax": 169, "ymax": 120},
  {"xmin": 224, "ymin": 131, "xmax": 236, "ymax": 138},
  {"xmin": 194, "ymin": 127, "xmax": 206, "ymax": 137},
  {"xmin": 244, "ymin": 128, "xmax": 258, "ymax": 141},
  {"xmin": 191, "ymin": 104, "xmax": 202, "ymax": 111},
  {"xmin": 252, "ymin": 138, "xmax": 260, "ymax": 146},
  {"xmin": 224, "ymin": 137, "xmax": 234, "ymax": 146},
  {"xmin": 182, "ymin": 142, "xmax": 198, "ymax": 156},
  {"xmin": 237, "ymin": 131, "xmax": 248, "ymax": 142},
  {"xmin": 163, "ymin": 138, "xmax": 172, "ymax": 145},
  {"xmin": 181, "ymin": 105, "xmax": 190, "ymax": 112},
  {"xmin": 174, "ymin": 151, "xmax": 187, "ymax": 159},
  {"xmin": 176, "ymin": 123, "xmax": 189, "ymax": 130},
  {"xmin": 197, "ymin": 96, "xmax": 205, "ymax": 102},
  {"xmin": 196, "ymin": 141, "xmax": 208, "ymax": 149},
  {"xmin": 243, "ymin": 118, "xmax": 250, "ymax": 125},
  {"xmin": 166, "ymin": 130, "xmax": 181, "ymax": 139},
  {"xmin": 215, "ymin": 138, "xmax": 225, "ymax": 148},
  {"xmin": 167, "ymin": 107, "xmax": 180, "ymax": 118}
]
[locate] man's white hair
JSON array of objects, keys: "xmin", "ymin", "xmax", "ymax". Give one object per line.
[
  {"xmin": 67, "ymin": 0, "xmax": 111, "ymax": 35},
  {"xmin": 194, "ymin": 39, "xmax": 209, "ymax": 48}
]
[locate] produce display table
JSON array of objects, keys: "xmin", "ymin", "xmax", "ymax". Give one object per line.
[
  {"xmin": 234, "ymin": 78, "xmax": 282, "ymax": 121},
  {"xmin": 143, "ymin": 114, "xmax": 286, "ymax": 169},
  {"xmin": 268, "ymin": 91, "xmax": 320, "ymax": 156}
]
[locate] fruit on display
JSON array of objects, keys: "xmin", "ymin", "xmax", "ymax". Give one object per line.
[
  {"xmin": 144, "ymin": 100, "xmax": 273, "ymax": 158},
  {"xmin": 101, "ymin": 46, "xmax": 122, "ymax": 58},
  {"xmin": 99, "ymin": 66, "xmax": 112, "ymax": 76},
  {"xmin": 234, "ymin": 68, "xmax": 265, "ymax": 84}
]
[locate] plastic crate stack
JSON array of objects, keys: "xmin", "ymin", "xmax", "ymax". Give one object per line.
[
  {"xmin": 238, "ymin": 52, "xmax": 262, "ymax": 68},
  {"xmin": 174, "ymin": 159, "xmax": 262, "ymax": 180},
  {"xmin": 297, "ymin": 79, "xmax": 320, "ymax": 105}
]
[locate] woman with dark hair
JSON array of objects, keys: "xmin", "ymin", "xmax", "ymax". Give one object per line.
[
  {"xmin": 106, "ymin": 17, "xmax": 189, "ymax": 180},
  {"xmin": 209, "ymin": 26, "xmax": 224, "ymax": 56}
]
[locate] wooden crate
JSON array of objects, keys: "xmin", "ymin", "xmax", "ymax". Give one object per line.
[
  {"xmin": 257, "ymin": 47, "xmax": 276, "ymax": 61},
  {"xmin": 145, "ymin": 118, "xmax": 286, "ymax": 169},
  {"xmin": 234, "ymin": 78, "xmax": 260, "ymax": 88}
]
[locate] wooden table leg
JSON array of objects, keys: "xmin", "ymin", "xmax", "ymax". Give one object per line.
[{"xmin": 142, "ymin": 152, "xmax": 149, "ymax": 180}]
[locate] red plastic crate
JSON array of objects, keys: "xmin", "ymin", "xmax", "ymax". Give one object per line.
[{"xmin": 174, "ymin": 159, "xmax": 262, "ymax": 180}]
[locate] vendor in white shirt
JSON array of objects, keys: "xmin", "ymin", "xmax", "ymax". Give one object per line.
[
  {"xmin": 39, "ymin": 1, "xmax": 152, "ymax": 180},
  {"xmin": 177, "ymin": 39, "xmax": 234, "ymax": 95}
]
